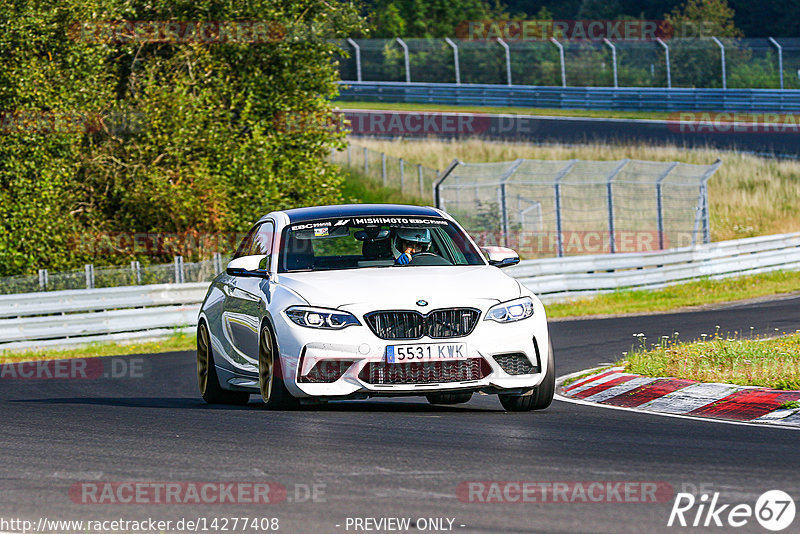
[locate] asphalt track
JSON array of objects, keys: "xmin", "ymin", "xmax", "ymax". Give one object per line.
[{"xmin": 2, "ymin": 295, "xmax": 800, "ymax": 534}]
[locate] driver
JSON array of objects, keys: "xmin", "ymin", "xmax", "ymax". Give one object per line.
[{"xmin": 393, "ymin": 227, "xmax": 432, "ymax": 265}]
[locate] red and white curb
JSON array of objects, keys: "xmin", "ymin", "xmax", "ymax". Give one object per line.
[{"xmin": 558, "ymin": 366, "xmax": 800, "ymax": 428}]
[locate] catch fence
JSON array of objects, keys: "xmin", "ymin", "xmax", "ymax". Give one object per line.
[{"xmin": 435, "ymin": 157, "xmax": 721, "ymax": 257}]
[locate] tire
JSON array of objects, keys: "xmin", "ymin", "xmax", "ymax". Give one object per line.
[
  {"xmin": 259, "ymin": 324, "xmax": 299, "ymax": 410},
  {"xmin": 498, "ymin": 340, "xmax": 555, "ymax": 412},
  {"xmin": 426, "ymin": 392, "xmax": 473, "ymax": 405},
  {"xmin": 197, "ymin": 322, "xmax": 250, "ymax": 405}
]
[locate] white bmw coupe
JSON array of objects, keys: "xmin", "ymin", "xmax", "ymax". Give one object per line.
[{"xmin": 196, "ymin": 204, "xmax": 554, "ymax": 412}]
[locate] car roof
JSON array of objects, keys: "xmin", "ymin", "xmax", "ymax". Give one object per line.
[{"xmin": 276, "ymin": 204, "xmax": 442, "ymax": 223}]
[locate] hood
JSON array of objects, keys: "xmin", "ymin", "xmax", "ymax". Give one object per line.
[{"xmin": 276, "ymin": 265, "xmax": 522, "ymax": 311}]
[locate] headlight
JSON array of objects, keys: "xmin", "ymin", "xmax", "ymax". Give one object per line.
[
  {"xmin": 484, "ymin": 297, "xmax": 535, "ymax": 323},
  {"xmin": 285, "ymin": 306, "xmax": 360, "ymax": 329}
]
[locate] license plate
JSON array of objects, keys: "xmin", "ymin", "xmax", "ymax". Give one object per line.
[{"xmin": 386, "ymin": 343, "xmax": 468, "ymax": 363}]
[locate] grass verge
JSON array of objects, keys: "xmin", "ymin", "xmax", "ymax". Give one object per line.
[
  {"xmin": 620, "ymin": 330, "xmax": 800, "ymax": 390},
  {"xmin": 0, "ymin": 331, "xmax": 196, "ymax": 364},
  {"xmin": 545, "ymin": 270, "xmax": 800, "ymax": 319}
]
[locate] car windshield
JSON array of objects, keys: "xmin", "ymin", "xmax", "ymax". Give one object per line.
[{"xmin": 278, "ymin": 216, "xmax": 484, "ymax": 272}]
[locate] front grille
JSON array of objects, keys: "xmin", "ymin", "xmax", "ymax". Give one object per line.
[
  {"xmin": 365, "ymin": 308, "xmax": 480, "ymax": 340},
  {"xmin": 359, "ymin": 358, "xmax": 491, "ymax": 385},
  {"xmin": 298, "ymin": 360, "xmax": 355, "ymax": 383},
  {"xmin": 493, "ymin": 353, "xmax": 538, "ymax": 375}
]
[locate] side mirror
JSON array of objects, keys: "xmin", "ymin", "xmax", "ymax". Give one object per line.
[
  {"xmin": 226, "ymin": 255, "xmax": 270, "ymax": 278},
  {"xmin": 481, "ymin": 246, "xmax": 520, "ymax": 268}
]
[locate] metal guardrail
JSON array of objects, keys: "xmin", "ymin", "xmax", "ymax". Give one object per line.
[
  {"xmin": 2, "ymin": 233, "xmax": 799, "ymax": 350},
  {"xmin": 337, "ymin": 81, "xmax": 800, "ymax": 113},
  {"xmin": 506, "ymin": 232, "xmax": 800, "ymax": 301},
  {"xmin": 0, "ymin": 283, "xmax": 208, "ymax": 351}
]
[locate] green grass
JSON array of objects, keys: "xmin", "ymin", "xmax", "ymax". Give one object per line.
[
  {"xmin": 620, "ymin": 330, "xmax": 800, "ymax": 390},
  {"xmin": 337, "ymin": 101, "xmax": 675, "ymax": 121},
  {"xmin": 781, "ymin": 401, "xmax": 800, "ymax": 409},
  {"xmin": 0, "ymin": 331, "xmax": 196, "ymax": 364},
  {"xmin": 546, "ymin": 270, "xmax": 800, "ymax": 319}
]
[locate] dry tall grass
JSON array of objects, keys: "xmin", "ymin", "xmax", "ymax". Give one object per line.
[{"xmin": 353, "ymin": 138, "xmax": 800, "ymax": 241}]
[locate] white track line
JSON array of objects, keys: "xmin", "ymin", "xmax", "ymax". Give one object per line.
[{"xmin": 554, "ymin": 368, "xmax": 800, "ymax": 431}]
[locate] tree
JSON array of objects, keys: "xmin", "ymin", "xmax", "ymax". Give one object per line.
[{"xmin": 0, "ymin": 0, "xmax": 365, "ymax": 275}]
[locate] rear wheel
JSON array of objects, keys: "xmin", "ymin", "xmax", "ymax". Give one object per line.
[
  {"xmin": 426, "ymin": 392, "xmax": 473, "ymax": 405},
  {"xmin": 197, "ymin": 322, "xmax": 249, "ymax": 405},
  {"xmin": 259, "ymin": 324, "xmax": 299, "ymax": 410},
  {"xmin": 498, "ymin": 340, "xmax": 555, "ymax": 412}
]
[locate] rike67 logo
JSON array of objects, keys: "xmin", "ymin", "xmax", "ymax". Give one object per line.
[{"xmin": 668, "ymin": 490, "xmax": 795, "ymax": 531}]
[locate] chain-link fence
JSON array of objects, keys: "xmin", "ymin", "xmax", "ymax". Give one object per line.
[
  {"xmin": 0, "ymin": 255, "xmax": 229, "ymax": 295},
  {"xmin": 435, "ymin": 158, "xmax": 721, "ymax": 258},
  {"xmin": 331, "ymin": 142, "xmax": 440, "ymax": 202},
  {"xmin": 339, "ymin": 38, "xmax": 799, "ymax": 89}
]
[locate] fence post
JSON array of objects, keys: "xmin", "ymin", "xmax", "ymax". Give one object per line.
[
  {"xmin": 655, "ymin": 162, "xmax": 679, "ymax": 250},
  {"xmin": 550, "ymin": 37, "xmax": 566, "ymax": 87},
  {"xmin": 38, "ymin": 269, "xmax": 48, "ymax": 291},
  {"xmin": 712, "ymin": 37, "xmax": 726, "ymax": 90},
  {"xmin": 131, "ymin": 260, "xmax": 141, "ymax": 284},
  {"xmin": 445, "ymin": 37, "xmax": 460, "ymax": 85},
  {"xmin": 497, "ymin": 159, "xmax": 524, "ymax": 248},
  {"xmin": 381, "ymin": 152, "xmax": 387, "ymax": 186},
  {"xmin": 605, "ymin": 160, "xmax": 630, "ymax": 254},
  {"xmin": 213, "ymin": 253, "xmax": 223, "ymax": 274},
  {"xmin": 396, "ymin": 38, "xmax": 411, "ymax": 83},
  {"xmin": 84, "ymin": 264, "xmax": 95, "ymax": 289},
  {"xmin": 603, "ymin": 38, "xmax": 618, "ymax": 88},
  {"xmin": 497, "ymin": 38, "xmax": 512, "ymax": 86},
  {"xmin": 769, "ymin": 37, "xmax": 784, "ymax": 90},
  {"xmin": 399, "ymin": 158, "xmax": 405, "ymax": 192},
  {"xmin": 363, "ymin": 147, "xmax": 368, "ymax": 174},
  {"xmin": 699, "ymin": 159, "xmax": 722, "ymax": 244},
  {"xmin": 347, "ymin": 143, "xmax": 351, "ymax": 166},
  {"xmin": 174, "ymin": 256, "xmax": 185, "ymax": 284},
  {"xmin": 552, "ymin": 160, "xmax": 577, "ymax": 257},
  {"xmin": 433, "ymin": 159, "xmax": 460, "ymax": 210},
  {"xmin": 346, "ymin": 38, "xmax": 362, "ymax": 82},
  {"xmin": 418, "ymin": 163, "xmax": 424, "ymax": 197},
  {"xmin": 657, "ymin": 38, "xmax": 671, "ymax": 89}
]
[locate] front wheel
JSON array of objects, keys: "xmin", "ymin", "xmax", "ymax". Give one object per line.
[
  {"xmin": 498, "ymin": 340, "xmax": 555, "ymax": 412},
  {"xmin": 197, "ymin": 322, "xmax": 249, "ymax": 405},
  {"xmin": 259, "ymin": 324, "xmax": 299, "ymax": 410}
]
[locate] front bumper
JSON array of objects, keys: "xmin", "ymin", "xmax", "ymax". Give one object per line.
[{"xmin": 272, "ymin": 302, "xmax": 550, "ymax": 399}]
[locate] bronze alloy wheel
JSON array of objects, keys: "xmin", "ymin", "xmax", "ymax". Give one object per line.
[
  {"xmin": 258, "ymin": 326, "xmax": 275, "ymax": 403},
  {"xmin": 258, "ymin": 324, "xmax": 299, "ymax": 410},
  {"xmin": 197, "ymin": 321, "xmax": 249, "ymax": 405}
]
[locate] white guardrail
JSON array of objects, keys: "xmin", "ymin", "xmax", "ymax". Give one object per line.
[
  {"xmin": 506, "ymin": 232, "xmax": 800, "ymax": 302},
  {"xmin": 1, "ymin": 232, "xmax": 799, "ymax": 350}
]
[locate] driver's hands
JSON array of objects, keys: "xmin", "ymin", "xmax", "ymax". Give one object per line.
[{"xmin": 395, "ymin": 252, "xmax": 412, "ymax": 265}]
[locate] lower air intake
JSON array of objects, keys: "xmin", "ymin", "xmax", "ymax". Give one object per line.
[
  {"xmin": 359, "ymin": 358, "xmax": 491, "ymax": 385},
  {"xmin": 493, "ymin": 353, "xmax": 538, "ymax": 375},
  {"xmin": 298, "ymin": 360, "xmax": 355, "ymax": 383}
]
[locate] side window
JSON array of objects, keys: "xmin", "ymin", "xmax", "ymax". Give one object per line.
[{"xmin": 233, "ymin": 221, "xmax": 275, "ymax": 259}]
